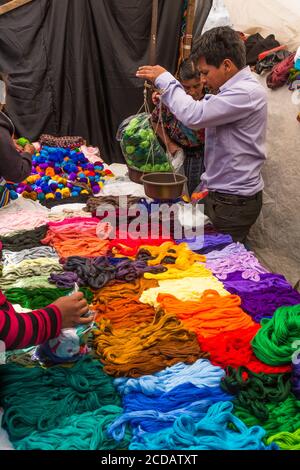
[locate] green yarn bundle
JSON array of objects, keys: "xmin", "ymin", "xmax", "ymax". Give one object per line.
[
  {"xmin": 234, "ymin": 394, "xmax": 300, "ymax": 439},
  {"xmin": 16, "ymin": 137, "xmax": 30, "ymax": 148},
  {"xmin": 4, "ymin": 287, "xmax": 93, "ymax": 310},
  {"xmin": 251, "ymin": 304, "xmax": 300, "ymax": 365},
  {"xmin": 221, "ymin": 367, "xmax": 291, "ymax": 420},
  {"xmin": 1, "ymin": 275, "xmax": 56, "ymax": 290},
  {"xmin": 267, "ymin": 429, "xmax": 300, "ymax": 450}
]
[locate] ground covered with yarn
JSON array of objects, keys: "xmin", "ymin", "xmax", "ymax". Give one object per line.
[{"xmin": 0, "ymin": 147, "xmax": 299, "ymax": 451}]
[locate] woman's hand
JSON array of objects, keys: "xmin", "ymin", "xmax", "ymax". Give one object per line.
[
  {"xmin": 52, "ymin": 292, "xmax": 94, "ymax": 328},
  {"xmin": 167, "ymin": 141, "xmax": 181, "ymax": 156},
  {"xmin": 136, "ymin": 65, "xmax": 167, "ymax": 83},
  {"xmin": 13, "ymin": 139, "xmax": 23, "ymax": 153},
  {"xmin": 152, "ymin": 91, "xmax": 161, "ymax": 105},
  {"xmin": 23, "ymin": 143, "xmax": 36, "ymax": 155}
]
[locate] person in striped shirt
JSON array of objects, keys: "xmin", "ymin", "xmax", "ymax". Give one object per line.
[{"xmin": 0, "ymin": 291, "xmax": 92, "ymax": 350}]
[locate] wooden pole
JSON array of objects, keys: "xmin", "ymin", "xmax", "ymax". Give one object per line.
[
  {"xmin": 146, "ymin": 0, "xmax": 159, "ymax": 110},
  {"xmin": 183, "ymin": 0, "xmax": 196, "ymax": 59},
  {"xmin": 148, "ymin": 0, "xmax": 159, "ymax": 66},
  {"xmin": 0, "ymin": 0, "xmax": 34, "ymax": 16}
]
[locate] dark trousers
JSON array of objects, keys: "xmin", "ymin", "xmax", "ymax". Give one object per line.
[
  {"xmin": 183, "ymin": 146, "xmax": 205, "ymax": 196},
  {"xmin": 204, "ymin": 191, "xmax": 263, "ymax": 243}
]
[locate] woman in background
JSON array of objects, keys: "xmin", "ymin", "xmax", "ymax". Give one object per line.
[{"xmin": 151, "ymin": 59, "xmax": 206, "ymax": 196}]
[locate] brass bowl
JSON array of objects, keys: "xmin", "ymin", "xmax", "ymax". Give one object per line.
[
  {"xmin": 127, "ymin": 166, "xmax": 146, "ymax": 184},
  {"xmin": 141, "ymin": 172, "xmax": 187, "ymax": 200}
]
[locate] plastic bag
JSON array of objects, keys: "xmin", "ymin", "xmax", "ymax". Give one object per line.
[
  {"xmin": 34, "ymin": 284, "xmax": 94, "ymax": 365},
  {"xmin": 170, "ymin": 148, "xmax": 188, "ymax": 197},
  {"xmin": 117, "ymin": 112, "xmax": 172, "ymax": 173},
  {"xmin": 170, "ymin": 148, "xmax": 185, "ymax": 173}
]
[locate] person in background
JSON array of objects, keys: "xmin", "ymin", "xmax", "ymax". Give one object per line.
[
  {"xmin": 0, "ymin": 72, "xmax": 36, "ymax": 207},
  {"xmin": 136, "ymin": 27, "xmax": 267, "ymax": 244},
  {"xmin": 151, "ymin": 58, "xmax": 206, "ymax": 197}
]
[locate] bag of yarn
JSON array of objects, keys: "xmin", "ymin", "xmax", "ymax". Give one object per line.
[{"xmin": 117, "ymin": 112, "xmax": 172, "ymax": 173}]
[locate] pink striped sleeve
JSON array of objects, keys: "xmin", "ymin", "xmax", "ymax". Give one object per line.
[{"xmin": 0, "ymin": 291, "xmax": 62, "ymax": 350}]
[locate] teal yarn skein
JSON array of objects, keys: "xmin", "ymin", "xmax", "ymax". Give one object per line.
[
  {"xmin": 0, "ymin": 358, "xmax": 121, "ymax": 441},
  {"xmin": 14, "ymin": 406, "xmax": 131, "ymax": 450},
  {"xmin": 129, "ymin": 401, "xmax": 278, "ymax": 450}
]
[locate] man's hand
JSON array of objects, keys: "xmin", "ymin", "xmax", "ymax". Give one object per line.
[{"xmin": 136, "ymin": 65, "xmax": 167, "ymax": 83}]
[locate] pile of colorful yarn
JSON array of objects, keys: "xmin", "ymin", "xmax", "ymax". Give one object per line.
[{"xmin": 8, "ymin": 144, "xmax": 113, "ymax": 202}]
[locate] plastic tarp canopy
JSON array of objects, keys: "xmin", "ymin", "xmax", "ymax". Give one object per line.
[{"xmin": 224, "ymin": 0, "xmax": 300, "ymax": 51}]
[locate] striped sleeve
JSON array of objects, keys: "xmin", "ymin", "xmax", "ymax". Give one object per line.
[{"xmin": 0, "ymin": 292, "xmax": 62, "ymax": 350}]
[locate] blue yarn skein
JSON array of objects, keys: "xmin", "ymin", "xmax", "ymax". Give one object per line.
[
  {"xmin": 129, "ymin": 401, "xmax": 279, "ymax": 450},
  {"xmin": 109, "ymin": 360, "xmax": 231, "ymax": 440}
]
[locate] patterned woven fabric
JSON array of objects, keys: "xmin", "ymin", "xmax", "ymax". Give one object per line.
[
  {"xmin": 39, "ymin": 134, "xmax": 85, "ymax": 148},
  {"xmin": 0, "ymin": 177, "xmax": 10, "ymax": 208}
]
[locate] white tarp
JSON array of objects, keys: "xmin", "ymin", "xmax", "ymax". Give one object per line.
[
  {"xmin": 248, "ymin": 74, "xmax": 300, "ymax": 289},
  {"xmin": 202, "ymin": 0, "xmax": 232, "ymax": 34},
  {"xmin": 222, "ymin": 1, "xmax": 300, "ymax": 288},
  {"xmin": 224, "ymin": 0, "xmax": 300, "ymax": 51}
]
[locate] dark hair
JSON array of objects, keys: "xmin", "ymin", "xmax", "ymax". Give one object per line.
[
  {"xmin": 191, "ymin": 26, "xmax": 246, "ymax": 70},
  {"xmin": 178, "ymin": 58, "xmax": 200, "ymax": 81}
]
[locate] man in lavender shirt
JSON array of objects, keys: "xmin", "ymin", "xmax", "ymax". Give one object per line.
[{"xmin": 136, "ymin": 27, "xmax": 267, "ymax": 243}]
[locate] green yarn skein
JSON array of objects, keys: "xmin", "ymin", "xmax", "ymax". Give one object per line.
[
  {"xmin": 234, "ymin": 394, "xmax": 300, "ymax": 439},
  {"xmin": 267, "ymin": 429, "xmax": 300, "ymax": 450},
  {"xmin": 16, "ymin": 137, "xmax": 30, "ymax": 148},
  {"xmin": 221, "ymin": 366, "xmax": 291, "ymax": 421},
  {"xmin": 5, "ymin": 287, "xmax": 93, "ymax": 310},
  {"xmin": 251, "ymin": 304, "xmax": 300, "ymax": 365}
]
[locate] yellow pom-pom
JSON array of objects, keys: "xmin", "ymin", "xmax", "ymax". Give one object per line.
[
  {"xmin": 58, "ymin": 177, "xmax": 67, "ymax": 185},
  {"xmin": 27, "ymin": 175, "xmax": 40, "ymax": 184},
  {"xmin": 22, "ymin": 191, "xmax": 30, "ymax": 199},
  {"xmin": 61, "ymin": 188, "xmax": 71, "ymax": 198},
  {"xmin": 45, "ymin": 193, "xmax": 55, "ymax": 200},
  {"xmin": 80, "ymin": 190, "xmax": 89, "ymax": 195}
]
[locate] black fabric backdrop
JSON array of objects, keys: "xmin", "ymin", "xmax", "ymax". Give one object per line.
[{"xmin": 0, "ymin": 0, "xmax": 183, "ymax": 163}]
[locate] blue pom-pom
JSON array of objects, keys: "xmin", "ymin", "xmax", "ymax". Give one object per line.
[
  {"xmin": 40, "ymin": 183, "xmax": 50, "ymax": 193},
  {"xmin": 9, "ymin": 190, "xmax": 18, "ymax": 200}
]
